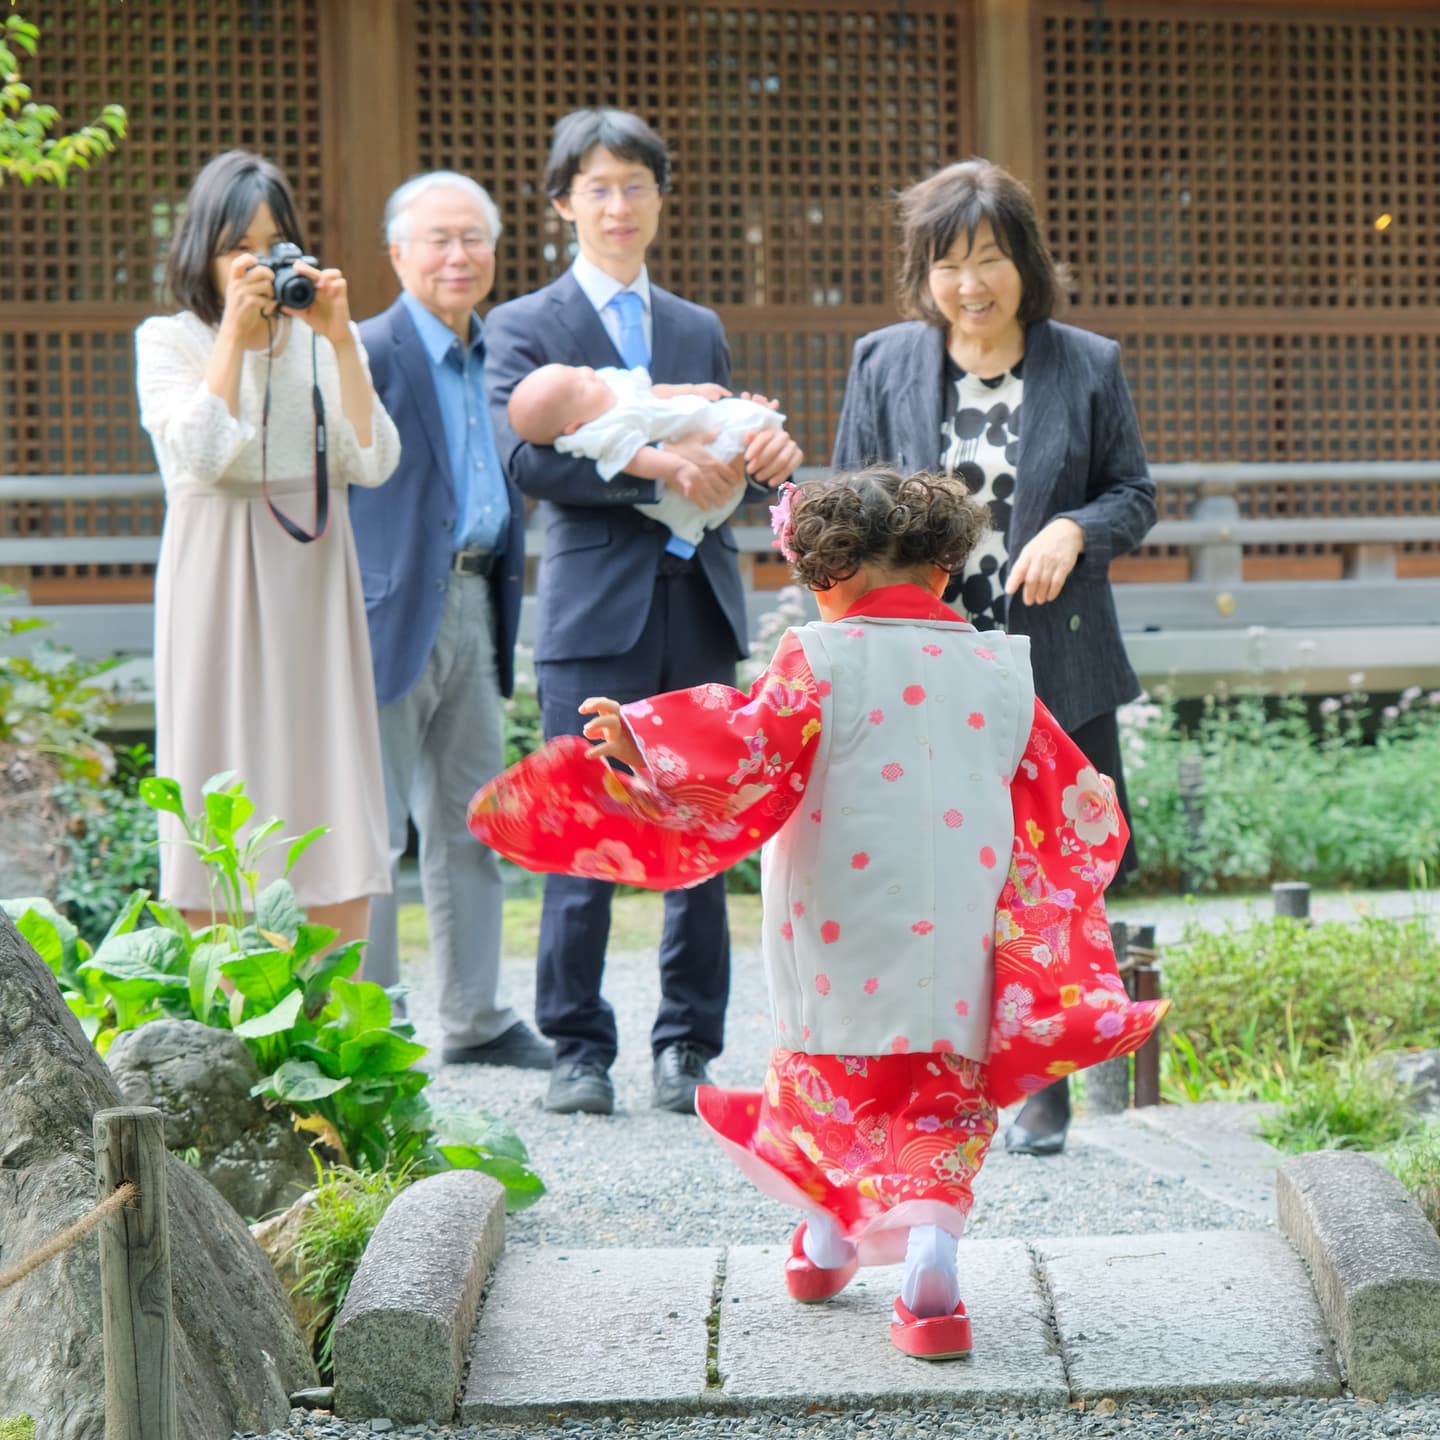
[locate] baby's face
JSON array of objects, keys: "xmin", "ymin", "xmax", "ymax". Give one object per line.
[{"xmin": 565, "ymin": 366, "xmax": 618, "ymax": 430}]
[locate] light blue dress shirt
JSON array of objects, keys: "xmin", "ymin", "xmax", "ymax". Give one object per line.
[
  {"xmin": 571, "ymin": 253, "xmax": 653, "ymax": 357},
  {"xmin": 400, "ymin": 289, "xmax": 509, "ymax": 554}
]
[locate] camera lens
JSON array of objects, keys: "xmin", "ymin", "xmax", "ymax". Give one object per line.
[{"xmin": 277, "ymin": 272, "xmax": 316, "ymax": 309}]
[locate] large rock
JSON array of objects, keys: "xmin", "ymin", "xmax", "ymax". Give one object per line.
[
  {"xmin": 0, "ymin": 912, "xmax": 318, "ymax": 1440},
  {"xmin": 106, "ymin": 1019, "xmax": 315, "ymax": 1220}
]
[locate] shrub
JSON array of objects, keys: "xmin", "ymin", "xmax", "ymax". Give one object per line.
[
  {"xmin": 4, "ymin": 772, "xmax": 543, "ymax": 1211},
  {"xmin": 1386, "ymin": 1120, "xmax": 1440, "ymax": 1234},
  {"xmin": 1161, "ymin": 914, "xmax": 1440, "ymax": 1070},
  {"xmin": 1123, "ymin": 682, "xmax": 1440, "ymax": 894}
]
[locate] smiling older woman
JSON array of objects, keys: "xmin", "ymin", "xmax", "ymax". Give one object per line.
[{"xmin": 833, "ymin": 158, "xmax": 1157, "ymax": 1156}]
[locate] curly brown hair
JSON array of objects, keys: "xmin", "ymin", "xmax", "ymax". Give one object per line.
[{"xmin": 784, "ymin": 468, "xmax": 990, "ymax": 592}]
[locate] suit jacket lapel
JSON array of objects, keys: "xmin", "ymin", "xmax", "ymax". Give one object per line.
[
  {"xmin": 1011, "ymin": 318, "xmax": 1064, "ymax": 545},
  {"xmin": 902, "ymin": 324, "xmax": 946, "ymax": 471},
  {"xmin": 391, "ymin": 299, "xmax": 453, "ymax": 494},
  {"xmin": 548, "ymin": 270, "xmax": 626, "ymax": 368},
  {"xmin": 647, "ymin": 285, "xmax": 678, "ymax": 382}
]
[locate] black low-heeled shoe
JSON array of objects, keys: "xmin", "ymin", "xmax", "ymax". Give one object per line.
[{"xmin": 1003, "ymin": 1118, "xmax": 1070, "ymax": 1156}]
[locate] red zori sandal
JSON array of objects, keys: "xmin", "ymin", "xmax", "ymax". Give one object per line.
[
  {"xmin": 889, "ymin": 1298, "xmax": 973, "ymax": 1359},
  {"xmin": 784, "ymin": 1222, "xmax": 858, "ymax": 1303}
]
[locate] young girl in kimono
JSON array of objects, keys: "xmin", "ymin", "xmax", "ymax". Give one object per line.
[{"xmin": 468, "ymin": 468, "xmax": 1167, "ymax": 1360}]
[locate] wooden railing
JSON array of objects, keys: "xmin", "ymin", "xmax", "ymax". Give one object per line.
[{"xmin": 3, "ymin": 464, "xmax": 1438, "ymax": 695}]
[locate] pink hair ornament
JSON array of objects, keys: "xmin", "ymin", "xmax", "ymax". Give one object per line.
[{"xmin": 769, "ymin": 480, "xmax": 798, "ymax": 562}]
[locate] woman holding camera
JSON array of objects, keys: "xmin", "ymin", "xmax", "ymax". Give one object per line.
[{"xmin": 136, "ymin": 150, "xmax": 399, "ymax": 950}]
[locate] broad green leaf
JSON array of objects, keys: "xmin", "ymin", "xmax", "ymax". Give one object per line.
[
  {"xmin": 254, "ymin": 879, "xmax": 304, "ymax": 942},
  {"xmin": 233, "ymin": 988, "xmax": 304, "ymax": 1039},
  {"xmin": 291, "ymin": 922, "xmax": 340, "ymax": 964},
  {"xmin": 188, "ymin": 941, "xmax": 230, "ymax": 1020},
  {"xmin": 219, "ymin": 948, "xmax": 296, "ymax": 1007},
  {"xmin": 14, "ymin": 905, "xmax": 63, "ymax": 973},
  {"xmin": 250, "ymin": 1058, "xmax": 351, "ymax": 1103},
  {"xmin": 83, "ymin": 929, "xmax": 189, "ymax": 983},
  {"xmin": 4, "ymin": 896, "xmax": 80, "ymax": 967},
  {"xmin": 204, "ymin": 787, "xmax": 254, "ymax": 836},
  {"xmin": 284, "ymin": 825, "xmax": 329, "ymax": 874},
  {"xmin": 64, "ymin": 993, "xmax": 107, "ymax": 1042},
  {"xmin": 430, "ymin": 1107, "xmax": 530, "ymax": 1163},
  {"xmin": 448, "ymin": 1150, "xmax": 546, "ymax": 1212},
  {"xmin": 327, "ymin": 977, "xmax": 393, "ymax": 1041},
  {"xmin": 337, "ymin": 1028, "xmax": 428, "ymax": 1077},
  {"xmin": 101, "ymin": 889, "xmax": 151, "ymax": 944},
  {"xmin": 139, "ymin": 775, "xmax": 185, "ymax": 817},
  {"xmin": 291, "ymin": 1039, "xmax": 343, "ymax": 1076},
  {"xmin": 200, "ymin": 769, "xmax": 239, "ymax": 796},
  {"xmin": 145, "ymin": 898, "xmax": 193, "ymax": 936}
]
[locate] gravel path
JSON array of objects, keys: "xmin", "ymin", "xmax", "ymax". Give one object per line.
[{"xmin": 240, "ymin": 920, "xmax": 1440, "ymax": 1440}]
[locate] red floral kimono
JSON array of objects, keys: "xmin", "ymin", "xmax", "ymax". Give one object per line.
[{"xmin": 469, "ymin": 587, "xmax": 1168, "ymax": 1263}]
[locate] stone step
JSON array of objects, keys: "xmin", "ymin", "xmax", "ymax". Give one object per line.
[{"xmin": 459, "ymin": 1229, "xmax": 1339, "ymax": 1422}]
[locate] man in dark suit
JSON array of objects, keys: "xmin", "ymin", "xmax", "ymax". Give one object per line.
[
  {"xmin": 352, "ymin": 172, "xmax": 551, "ymax": 1070},
  {"xmin": 485, "ymin": 109, "xmax": 802, "ymax": 1116}
]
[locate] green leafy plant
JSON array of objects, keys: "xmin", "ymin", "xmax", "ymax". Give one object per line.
[
  {"xmin": 5, "ymin": 772, "xmax": 543, "ymax": 1211},
  {"xmin": 1123, "ymin": 682, "xmax": 1440, "ymax": 894},
  {"xmin": 1, "ymin": 12, "xmax": 126, "ymax": 187},
  {"xmin": 291, "ymin": 1160, "xmax": 413, "ymax": 1380},
  {"xmin": 0, "ymin": 1416, "xmax": 36, "ymax": 1440},
  {"xmin": 53, "ymin": 744, "xmax": 161, "ymax": 946},
  {"xmin": 1259, "ymin": 1030, "xmax": 1418, "ymax": 1155},
  {"xmin": 1386, "ymin": 1119, "xmax": 1440, "ymax": 1234}
]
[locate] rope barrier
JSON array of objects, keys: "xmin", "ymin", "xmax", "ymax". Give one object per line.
[{"xmin": 0, "ymin": 1182, "xmax": 137, "ymax": 1293}]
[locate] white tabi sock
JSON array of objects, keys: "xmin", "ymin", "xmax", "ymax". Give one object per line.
[
  {"xmin": 801, "ymin": 1212, "xmax": 855, "ymax": 1270},
  {"xmin": 900, "ymin": 1224, "xmax": 961, "ymax": 1318}
]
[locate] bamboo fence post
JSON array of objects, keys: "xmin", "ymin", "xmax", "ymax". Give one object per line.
[{"xmin": 93, "ymin": 1106, "xmax": 177, "ymax": 1440}]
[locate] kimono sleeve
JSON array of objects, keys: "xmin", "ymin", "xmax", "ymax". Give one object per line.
[
  {"xmin": 467, "ymin": 630, "xmax": 822, "ymax": 890},
  {"xmin": 984, "ymin": 699, "xmax": 1169, "ymax": 1108}
]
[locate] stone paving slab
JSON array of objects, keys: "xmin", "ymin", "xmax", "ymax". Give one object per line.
[
  {"xmin": 1074, "ymin": 1105, "xmax": 1283, "ymax": 1221},
  {"xmin": 718, "ymin": 1238, "xmax": 1067, "ymax": 1408},
  {"xmin": 1039, "ymin": 1230, "xmax": 1341, "ymax": 1401},
  {"xmin": 459, "ymin": 1246, "xmax": 718, "ymax": 1421}
]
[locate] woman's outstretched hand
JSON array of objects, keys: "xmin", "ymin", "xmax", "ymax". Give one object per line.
[{"xmin": 579, "ymin": 697, "xmax": 644, "ymax": 772}]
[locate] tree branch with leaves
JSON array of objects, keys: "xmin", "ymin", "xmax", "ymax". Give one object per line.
[{"xmin": 1, "ymin": 11, "xmax": 126, "ymax": 186}]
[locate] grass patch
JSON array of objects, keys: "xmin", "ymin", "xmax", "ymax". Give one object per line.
[
  {"xmin": 291, "ymin": 1162, "xmax": 414, "ymax": 1381},
  {"xmin": 1259, "ymin": 1036, "xmax": 1419, "ymax": 1155},
  {"xmin": 1386, "ymin": 1120, "xmax": 1440, "ymax": 1233},
  {"xmin": 0, "ymin": 1420, "xmax": 35, "ymax": 1440},
  {"xmin": 398, "ymin": 892, "xmax": 763, "ymax": 965}
]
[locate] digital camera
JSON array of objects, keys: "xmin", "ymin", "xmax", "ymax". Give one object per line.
[{"xmin": 253, "ymin": 241, "xmax": 318, "ymax": 310}]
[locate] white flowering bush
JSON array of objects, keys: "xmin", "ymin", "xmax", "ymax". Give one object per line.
[{"xmin": 1122, "ymin": 677, "xmax": 1440, "ymax": 893}]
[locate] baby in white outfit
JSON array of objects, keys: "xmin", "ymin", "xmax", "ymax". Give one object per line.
[{"xmin": 507, "ymin": 363, "xmax": 785, "ymax": 549}]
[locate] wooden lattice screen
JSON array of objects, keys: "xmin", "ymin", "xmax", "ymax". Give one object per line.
[
  {"xmin": 412, "ymin": 0, "xmax": 976, "ymax": 465},
  {"xmin": 1041, "ymin": 2, "xmax": 1440, "ymax": 466}
]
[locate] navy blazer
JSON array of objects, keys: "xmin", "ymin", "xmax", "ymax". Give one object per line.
[
  {"xmin": 351, "ymin": 298, "xmax": 526, "ymax": 702},
  {"xmin": 833, "ymin": 318, "xmax": 1156, "ymax": 732},
  {"xmin": 484, "ymin": 270, "xmax": 749, "ymax": 665}
]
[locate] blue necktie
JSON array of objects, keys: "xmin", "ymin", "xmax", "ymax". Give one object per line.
[
  {"xmin": 609, "ymin": 290, "xmax": 650, "ymax": 370},
  {"xmin": 610, "ymin": 290, "xmax": 695, "ymax": 560}
]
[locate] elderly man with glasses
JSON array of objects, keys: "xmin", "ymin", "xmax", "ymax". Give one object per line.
[
  {"xmin": 485, "ymin": 109, "xmax": 803, "ymax": 1117},
  {"xmin": 351, "ymin": 171, "xmax": 552, "ymax": 1071}
]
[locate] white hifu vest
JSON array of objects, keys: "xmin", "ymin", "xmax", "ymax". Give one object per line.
[{"xmin": 761, "ymin": 616, "xmax": 1034, "ymax": 1061}]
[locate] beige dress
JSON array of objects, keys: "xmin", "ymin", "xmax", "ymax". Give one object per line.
[{"xmin": 135, "ymin": 311, "xmax": 401, "ymax": 909}]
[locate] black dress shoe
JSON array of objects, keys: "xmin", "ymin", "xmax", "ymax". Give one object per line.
[
  {"xmin": 442, "ymin": 1021, "xmax": 555, "ymax": 1070},
  {"xmin": 652, "ymin": 1042, "xmax": 712, "ymax": 1114},
  {"xmin": 1003, "ymin": 1075, "xmax": 1071, "ymax": 1156},
  {"xmin": 544, "ymin": 1060, "xmax": 615, "ymax": 1115}
]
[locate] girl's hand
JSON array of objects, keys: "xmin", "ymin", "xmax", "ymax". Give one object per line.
[
  {"xmin": 1005, "ymin": 518, "xmax": 1085, "ymax": 606},
  {"xmin": 218, "ymin": 253, "xmax": 280, "ymax": 336},
  {"xmin": 578, "ymin": 697, "xmax": 644, "ymax": 771},
  {"xmin": 291, "ymin": 262, "xmax": 353, "ymax": 348}
]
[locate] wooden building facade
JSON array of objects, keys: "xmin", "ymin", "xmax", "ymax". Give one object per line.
[{"xmin": 2, "ymin": 0, "xmax": 1438, "ymax": 603}]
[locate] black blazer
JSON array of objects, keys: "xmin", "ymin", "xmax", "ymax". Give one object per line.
[
  {"xmin": 833, "ymin": 317, "xmax": 1156, "ymax": 732},
  {"xmin": 484, "ymin": 270, "xmax": 749, "ymax": 665},
  {"xmin": 352, "ymin": 298, "xmax": 526, "ymax": 702}
]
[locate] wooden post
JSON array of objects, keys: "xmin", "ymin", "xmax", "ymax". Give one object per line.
[
  {"xmin": 974, "ymin": 0, "xmax": 1041, "ymax": 195},
  {"xmin": 1128, "ymin": 925, "xmax": 1162, "ymax": 1108},
  {"xmin": 1086, "ymin": 921, "xmax": 1134, "ymax": 1114},
  {"xmin": 93, "ymin": 1106, "xmax": 177, "ymax": 1440}
]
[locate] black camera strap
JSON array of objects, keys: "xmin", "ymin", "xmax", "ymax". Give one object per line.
[{"xmin": 261, "ymin": 320, "xmax": 329, "ymax": 544}]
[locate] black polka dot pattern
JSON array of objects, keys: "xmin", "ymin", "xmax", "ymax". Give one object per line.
[{"xmin": 938, "ymin": 359, "xmax": 1024, "ymax": 631}]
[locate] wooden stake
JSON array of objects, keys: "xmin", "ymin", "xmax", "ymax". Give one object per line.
[{"xmin": 93, "ymin": 1106, "xmax": 177, "ymax": 1440}]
